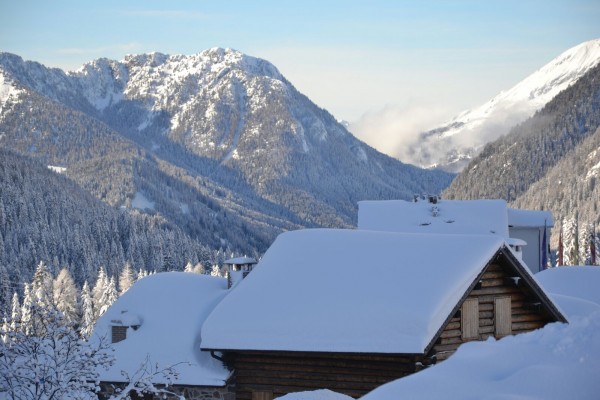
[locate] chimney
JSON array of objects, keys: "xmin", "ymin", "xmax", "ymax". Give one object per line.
[{"xmin": 225, "ymin": 256, "xmax": 258, "ymax": 288}]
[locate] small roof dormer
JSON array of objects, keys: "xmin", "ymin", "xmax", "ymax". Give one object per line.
[{"xmin": 109, "ymin": 310, "xmax": 142, "ymax": 343}]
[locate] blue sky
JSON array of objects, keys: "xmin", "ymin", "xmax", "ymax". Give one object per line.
[{"xmin": 1, "ymin": 0, "xmax": 599, "ymax": 124}]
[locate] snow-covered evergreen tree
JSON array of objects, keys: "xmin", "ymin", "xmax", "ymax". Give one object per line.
[
  {"xmin": 80, "ymin": 281, "xmax": 95, "ymax": 339},
  {"xmin": 579, "ymin": 223, "xmax": 596, "ymax": 265},
  {"xmin": 1, "ymin": 317, "xmax": 8, "ymax": 343},
  {"xmin": 53, "ymin": 268, "xmax": 80, "ymax": 325},
  {"xmin": 119, "ymin": 262, "xmax": 136, "ymax": 295},
  {"xmin": 185, "ymin": 261, "xmax": 206, "ymax": 274},
  {"xmin": 98, "ymin": 277, "xmax": 118, "ymax": 317},
  {"xmin": 193, "ymin": 262, "xmax": 206, "ymax": 274},
  {"xmin": 184, "ymin": 261, "xmax": 194, "ymax": 273},
  {"xmin": 137, "ymin": 268, "xmax": 148, "ymax": 280},
  {"xmin": 31, "ymin": 261, "xmax": 53, "ymax": 310},
  {"xmin": 10, "ymin": 292, "xmax": 20, "ymax": 333},
  {"xmin": 20, "ymin": 283, "xmax": 34, "ymax": 335},
  {"xmin": 210, "ymin": 265, "xmax": 222, "ymax": 277},
  {"xmin": 563, "ymin": 216, "xmax": 579, "ymax": 265},
  {"xmin": 92, "ymin": 267, "xmax": 108, "ymax": 319}
]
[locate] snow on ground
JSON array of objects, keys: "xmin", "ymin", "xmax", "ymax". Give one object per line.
[
  {"xmin": 131, "ymin": 191, "xmax": 155, "ymax": 210},
  {"xmin": 359, "ymin": 266, "xmax": 600, "ymax": 400},
  {"xmin": 362, "ymin": 312, "xmax": 600, "ymax": 400},
  {"xmin": 278, "ymin": 389, "xmax": 353, "ymax": 400},
  {"xmin": 0, "ymin": 71, "xmax": 23, "ymax": 112},
  {"xmin": 47, "ymin": 165, "xmax": 66, "ymax": 174},
  {"xmin": 92, "ymin": 272, "xmax": 230, "ymax": 386},
  {"xmin": 271, "ymin": 266, "xmax": 600, "ymax": 400}
]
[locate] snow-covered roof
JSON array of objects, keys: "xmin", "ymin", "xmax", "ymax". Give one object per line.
[
  {"xmin": 93, "ymin": 272, "xmax": 230, "ymax": 386},
  {"xmin": 536, "ymin": 266, "xmax": 600, "ymax": 319},
  {"xmin": 357, "ymin": 199, "xmax": 509, "ymax": 237},
  {"xmin": 201, "ymin": 229, "xmax": 508, "ymax": 354},
  {"xmin": 360, "ymin": 265, "xmax": 600, "ymax": 400},
  {"xmin": 508, "ymin": 208, "xmax": 554, "ymax": 228},
  {"xmin": 224, "ymin": 256, "xmax": 257, "ymax": 265}
]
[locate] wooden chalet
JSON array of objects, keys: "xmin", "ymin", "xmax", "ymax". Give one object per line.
[{"xmin": 201, "ymin": 229, "xmax": 566, "ymax": 399}]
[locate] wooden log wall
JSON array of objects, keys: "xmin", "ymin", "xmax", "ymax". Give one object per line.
[
  {"xmin": 431, "ymin": 263, "xmax": 554, "ymax": 362},
  {"xmin": 232, "ymin": 351, "xmax": 420, "ymax": 399}
]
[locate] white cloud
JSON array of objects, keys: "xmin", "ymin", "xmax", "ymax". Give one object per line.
[{"xmin": 349, "ymin": 103, "xmax": 453, "ymax": 166}]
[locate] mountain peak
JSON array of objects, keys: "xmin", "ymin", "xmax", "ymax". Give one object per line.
[
  {"xmin": 0, "ymin": 49, "xmax": 454, "ymax": 259},
  {"xmin": 414, "ymin": 39, "xmax": 600, "ymax": 172}
]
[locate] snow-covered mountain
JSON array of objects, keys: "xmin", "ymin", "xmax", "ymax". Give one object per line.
[
  {"xmin": 0, "ymin": 49, "xmax": 453, "ymax": 256},
  {"xmin": 414, "ymin": 39, "xmax": 600, "ymax": 172},
  {"xmin": 444, "ymin": 59, "xmax": 600, "ymax": 245}
]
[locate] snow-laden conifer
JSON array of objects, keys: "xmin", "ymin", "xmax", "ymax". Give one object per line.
[
  {"xmin": 92, "ymin": 267, "xmax": 108, "ymax": 318},
  {"xmin": 10, "ymin": 292, "xmax": 20, "ymax": 333},
  {"xmin": 184, "ymin": 261, "xmax": 194, "ymax": 273},
  {"xmin": 210, "ymin": 265, "xmax": 222, "ymax": 277},
  {"xmin": 119, "ymin": 262, "xmax": 135, "ymax": 295},
  {"xmin": 20, "ymin": 283, "xmax": 34, "ymax": 335},
  {"xmin": 80, "ymin": 280, "xmax": 95, "ymax": 339},
  {"xmin": 98, "ymin": 276, "xmax": 118, "ymax": 317},
  {"xmin": 1, "ymin": 317, "xmax": 8, "ymax": 343},
  {"xmin": 563, "ymin": 216, "xmax": 579, "ymax": 265},
  {"xmin": 53, "ymin": 268, "xmax": 79, "ymax": 324},
  {"xmin": 31, "ymin": 260, "xmax": 53, "ymax": 310}
]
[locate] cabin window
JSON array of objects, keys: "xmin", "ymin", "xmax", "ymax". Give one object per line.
[
  {"xmin": 111, "ymin": 325, "xmax": 127, "ymax": 343},
  {"xmin": 495, "ymin": 297, "xmax": 512, "ymax": 337},
  {"xmin": 461, "ymin": 298, "xmax": 479, "ymax": 340},
  {"xmin": 252, "ymin": 391, "xmax": 273, "ymax": 400}
]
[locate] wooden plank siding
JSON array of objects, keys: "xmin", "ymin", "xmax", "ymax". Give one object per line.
[
  {"xmin": 431, "ymin": 262, "xmax": 555, "ymax": 362},
  {"xmin": 231, "ymin": 351, "xmax": 421, "ymax": 399}
]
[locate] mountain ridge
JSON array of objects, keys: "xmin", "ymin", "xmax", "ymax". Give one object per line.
[
  {"xmin": 414, "ymin": 39, "xmax": 600, "ymax": 172},
  {"xmin": 443, "ymin": 60, "xmax": 600, "ymax": 244},
  {"xmin": 0, "ymin": 48, "xmax": 453, "ymax": 257}
]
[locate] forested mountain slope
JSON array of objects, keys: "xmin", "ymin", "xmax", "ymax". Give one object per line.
[
  {"xmin": 0, "ymin": 49, "xmax": 453, "ymax": 257},
  {"xmin": 415, "ymin": 39, "xmax": 600, "ymax": 172},
  {"xmin": 0, "ymin": 149, "xmax": 219, "ymax": 311},
  {"xmin": 511, "ymin": 126, "xmax": 600, "ymax": 229},
  {"xmin": 444, "ymin": 62, "xmax": 600, "ymax": 202},
  {"xmin": 0, "ymin": 82, "xmax": 298, "ymax": 253}
]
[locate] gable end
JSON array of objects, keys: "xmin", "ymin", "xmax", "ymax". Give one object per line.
[{"xmin": 425, "ymin": 245, "xmax": 567, "ymax": 360}]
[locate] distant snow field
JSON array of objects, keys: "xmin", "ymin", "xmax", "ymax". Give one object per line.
[
  {"xmin": 47, "ymin": 165, "xmax": 67, "ymax": 174},
  {"xmin": 131, "ymin": 191, "xmax": 155, "ymax": 210},
  {"xmin": 0, "ymin": 72, "xmax": 23, "ymax": 111}
]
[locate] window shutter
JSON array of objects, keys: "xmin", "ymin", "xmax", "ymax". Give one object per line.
[
  {"xmin": 461, "ymin": 298, "xmax": 479, "ymax": 340},
  {"xmin": 252, "ymin": 391, "xmax": 273, "ymax": 400},
  {"xmin": 495, "ymin": 297, "xmax": 512, "ymax": 337}
]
